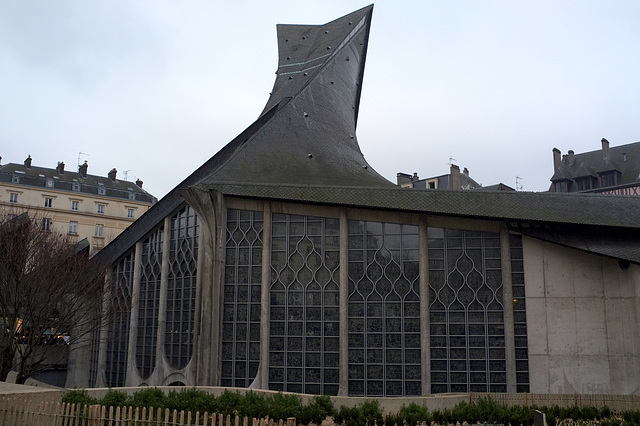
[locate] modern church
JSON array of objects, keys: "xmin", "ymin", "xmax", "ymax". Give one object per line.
[{"xmin": 68, "ymin": 5, "xmax": 640, "ymax": 396}]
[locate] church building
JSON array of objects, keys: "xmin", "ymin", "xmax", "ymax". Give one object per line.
[{"xmin": 68, "ymin": 5, "xmax": 640, "ymax": 397}]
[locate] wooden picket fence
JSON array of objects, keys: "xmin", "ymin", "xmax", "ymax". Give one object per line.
[{"xmin": 0, "ymin": 399, "xmax": 294, "ymax": 426}]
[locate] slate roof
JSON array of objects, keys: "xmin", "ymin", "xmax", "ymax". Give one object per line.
[
  {"xmin": 92, "ymin": 6, "xmax": 640, "ymax": 268},
  {"xmin": 550, "ymin": 140, "xmax": 640, "ymax": 191},
  {"xmin": 0, "ymin": 162, "xmax": 156, "ymax": 204}
]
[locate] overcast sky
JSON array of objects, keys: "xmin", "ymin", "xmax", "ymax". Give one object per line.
[{"xmin": 2, "ymin": 1, "xmax": 639, "ymax": 197}]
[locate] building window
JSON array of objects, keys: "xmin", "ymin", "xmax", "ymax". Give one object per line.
[
  {"xmin": 105, "ymin": 250, "xmax": 135, "ymax": 387},
  {"xmin": 221, "ymin": 209, "xmax": 262, "ymax": 388},
  {"xmin": 165, "ymin": 205, "xmax": 199, "ymax": 370},
  {"xmin": 97, "ymin": 204, "xmax": 105, "ymax": 215},
  {"xmin": 98, "ymin": 185, "xmax": 106, "ymax": 195},
  {"xmin": 46, "ymin": 179, "xmax": 54, "ymax": 188},
  {"xmin": 41, "ymin": 218, "xmax": 52, "ymax": 232},
  {"xmin": 128, "ymin": 192, "xmax": 135, "ymax": 200},
  {"xmin": 72, "ymin": 182, "xmax": 80, "ymax": 191},
  {"xmin": 94, "ymin": 224, "xmax": 104, "ymax": 238},
  {"xmin": 348, "ymin": 220, "xmax": 421, "ymax": 397},
  {"xmin": 9, "ymin": 193, "xmax": 18, "ymax": 203},
  {"xmin": 44, "ymin": 197, "xmax": 53, "ymax": 208},
  {"xmin": 11, "ymin": 175, "xmax": 20, "ymax": 184},
  {"xmin": 71, "ymin": 201, "xmax": 79, "ymax": 211},
  {"xmin": 136, "ymin": 226, "xmax": 164, "ymax": 380},
  {"xmin": 127, "ymin": 208, "xmax": 134, "ymax": 219},
  {"xmin": 428, "ymin": 228, "xmax": 506, "ymax": 393},
  {"xmin": 268, "ymin": 213, "xmax": 340, "ymax": 395},
  {"xmin": 68, "ymin": 221, "xmax": 78, "ymax": 235}
]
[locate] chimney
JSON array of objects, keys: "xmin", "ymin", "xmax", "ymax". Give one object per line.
[
  {"xmin": 78, "ymin": 160, "xmax": 88, "ymax": 178},
  {"xmin": 552, "ymin": 148, "xmax": 562, "ymax": 171},
  {"xmin": 56, "ymin": 161, "xmax": 65, "ymax": 174},
  {"xmin": 108, "ymin": 168, "xmax": 117, "ymax": 181},
  {"xmin": 601, "ymin": 138, "xmax": 610, "ymax": 161},
  {"xmin": 412, "ymin": 172, "xmax": 419, "ymax": 181},
  {"xmin": 463, "ymin": 167, "xmax": 469, "ymax": 175},
  {"xmin": 567, "ymin": 150, "xmax": 575, "ymax": 166},
  {"xmin": 24, "ymin": 155, "xmax": 32, "ymax": 168},
  {"xmin": 449, "ymin": 164, "xmax": 461, "ymax": 190},
  {"xmin": 135, "ymin": 178, "xmax": 143, "ymax": 188}
]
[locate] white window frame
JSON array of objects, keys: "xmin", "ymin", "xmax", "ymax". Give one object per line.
[
  {"xmin": 71, "ymin": 200, "xmax": 79, "ymax": 211},
  {"xmin": 68, "ymin": 221, "xmax": 78, "ymax": 235},
  {"xmin": 44, "ymin": 197, "xmax": 53, "ymax": 208},
  {"xmin": 42, "ymin": 218, "xmax": 52, "ymax": 232},
  {"xmin": 72, "ymin": 182, "xmax": 80, "ymax": 191},
  {"xmin": 9, "ymin": 193, "xmax": 18, "ymax": 203},
  {"xmin": 127, "ymin": 208, "xmax": 134, "ymax": 218},
  {"xmin": 97, "ymin": 204, "xmax": 105, "ymax": 215},
  {"xmin": 94, "ymin": 224, "xmax": 104, "ymax": 238}
]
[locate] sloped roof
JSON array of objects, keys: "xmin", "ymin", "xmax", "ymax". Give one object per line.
[
  {"xmin": 93, "ymin": 6, "xmax": 640, "ymax": 268},
  {"xmin": 198, "ymin": 182, "xmax": 640, "ymax": 263},
  {"xmin": 550, "ymin": 141, "xmax": 640, "ymax": 188},
  {"xmin": 0, "ymin": 162, "xmax": 156, "ymax": 204}
]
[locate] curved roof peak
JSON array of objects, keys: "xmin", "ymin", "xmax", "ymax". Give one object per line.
[{"xmin": 197, "ymin": 4, "xmax": 391, "ymax": 188}]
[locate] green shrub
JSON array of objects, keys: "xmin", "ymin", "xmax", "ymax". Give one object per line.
[
  {"xmin": 62, "ymin": 389, "xmax": 98, "ymax": 406},
  {"xmin": 166, "ymin": 388, "xmax": 215, "ymax": 414},
  {"xmin": 237, "ymin": 391, "xmax": 270, "ymax": 419},
  {"xmin": 397, "ymin": 402, "xmax": 431, "ymax": 425},
  {"xmin": 129, "ymin": 387, "xmax": 166, "ymax": 410},
  {"xmin": 267, "ymin": 392, "xmax": 303, "ymax": 421},
  {"xmin": 100, "ymin": 389, "xmax": 129, "ymax": 408},
  {"xmin": 299, "ymin": 395, "xmax": 335, "ymax": 425}
]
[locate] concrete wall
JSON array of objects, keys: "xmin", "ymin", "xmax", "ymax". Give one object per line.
[{"xmin": 523, "ymin": 236, "xmax": 640, "ymax": 394}]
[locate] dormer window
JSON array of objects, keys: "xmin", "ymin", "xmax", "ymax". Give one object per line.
[
  {"xmin": 128, "ymin": 192, "xmax": 135, "ymax": 200},
  {"xmin": 72, "ymin": 182, "xmax": 80, "ymax": 191},
  {"xmin": 46, "ymin": 179, "xmax": 54, "ymax": 188},
  {"xmin": 599, "ymin": 171, "xmax": 618, "ymax": 188},
  {"xmin": 11, "ymin": 175, "xmax": 19, "ymax": 184},
  {"xmin": 98, "ymin": 184, "xmax": 106, "ymax": 195}
]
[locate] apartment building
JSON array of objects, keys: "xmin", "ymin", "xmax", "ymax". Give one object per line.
[{"xmin": 0, "ymin": 156, "xmax": 156, "ymax": 254}]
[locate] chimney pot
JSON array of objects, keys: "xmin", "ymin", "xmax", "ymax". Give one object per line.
[
  {"xmin": 449, "ymin": 164, "xmax": 461, "ymax": 189},
  {"xmin": 108, "ymin": 168, "xmax": 117, "ymax": 181},
  {"xmin": 463, "ymin": 167, "xmax": 469, "ymax": 175},
  {"xmin": 552, "ymin": 148, "xmax": 562, "ymax": 171},
  {"xmin": 56, "ymin": 161, "xmax": 65, "ymax": 174},
  {"xmin": 24, "ymin": 155, "xmax": 32, "ymax": 168},
  {"xmin": 135, "ymin": 179, "xmax": 143, "ymax": 188},
  {"xmin": 567, "ymin": 150, "xmax": 575, "ymax": 166},
  {"xmin": 78, "ymin": 161, "xmax": 88, "ymax": 178},
  {"xmin": 601, "ymin": 138, "xmax": 611, "ymax": 161}
]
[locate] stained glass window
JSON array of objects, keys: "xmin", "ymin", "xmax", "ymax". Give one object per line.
[
  {"xmin": 221, "ymin": 209, "xmax": 264, "ymax": 387},
  {"xmin": 347, "ymin": 221, "xmax": 421, "ymax": 396},
  {"xmin": 269, "ymin": 214, "xmax": 340, "ymax": 395},
  {"xmin": 428, "ymin": 228, "xmax": 506, "ymax": 393},
  {"xmin": 165, "ymin": 205, "xmax": 199, "ymax": 370}
]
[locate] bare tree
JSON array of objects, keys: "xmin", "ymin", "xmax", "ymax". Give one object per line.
[{"xmin": 0, "ymin": 212, "xmax": 108, "ymax": 384}]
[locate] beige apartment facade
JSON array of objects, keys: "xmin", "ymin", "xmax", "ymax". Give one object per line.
[{"xmin": 0, "ymin": 157, "xmax": 156, "ymax": 254}]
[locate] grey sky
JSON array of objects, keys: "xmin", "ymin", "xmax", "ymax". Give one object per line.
[{"xmin": 2, "ymin": 1, "xmax": 639, "ymax": 198}]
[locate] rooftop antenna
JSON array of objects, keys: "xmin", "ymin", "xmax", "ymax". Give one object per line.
[
  {"xmin": 123, "ymin": 170, "xmax": 131, "ymax": 181},
  {"xmin": 78, "ymin": 151, "xmax": 89, "ymax": 166},
  {"xmin": 448, "ymin": 156, "xmax": 458, "ymax": 166},
  {"xmin": 516, "ymin": 176, "xmax": 523, "ymax": 191}
]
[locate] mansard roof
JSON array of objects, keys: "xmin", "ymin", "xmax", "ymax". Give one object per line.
[{"xmin": 0, "ymin": 162, "xmax": 156, "ymax": 204}]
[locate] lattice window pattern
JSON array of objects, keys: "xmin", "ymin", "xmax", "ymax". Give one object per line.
[
  {"xmin": 221, "ymin": 209, "xmax": 264, "ymax": 387},
  {"xmin": 136, "ymin": 227, "xmax": 163, "ymax": 379},
  {"xmin": 105, "ymin": 250, "xmax": 134, "ymax": 387},
  {"xmin": 428, "ymin": 228, "xmax": 506, "ymax": 393},
  {"xmin": 347, "ymin": 221, "xmax": 421, "ymax": 397},
  {"xmin": 165, "ymin": 205, "xmax": 199, "ymax": 370},
  {"xmin": 510, "ymin": 234, "xmax": 530, "ymax": 392},
  {"xmin": 269, "ymin": 214, "xmax": 340, "ymax": 395}
]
